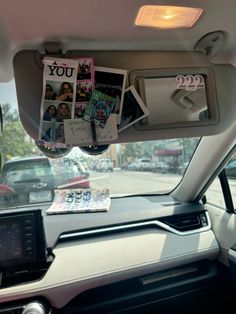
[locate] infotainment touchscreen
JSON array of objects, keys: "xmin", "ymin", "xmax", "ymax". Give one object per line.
[
  {"xmin": 0, "ymin": 222, "xmax": 22, "ymax": 261},
  {"xmin": 0, "ymin": 210, "xmax": 46, "ymax": 268}
]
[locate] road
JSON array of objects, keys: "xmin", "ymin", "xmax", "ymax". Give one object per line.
[
  {"xmin": 89, "ymin": 170, "xmax": 183, "ymax": 195},
  {"xmin": 89, "ymin": 169, "xmax": 236, "ymax": 208}
]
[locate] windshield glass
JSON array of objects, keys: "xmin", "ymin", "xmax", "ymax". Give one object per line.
[{"xmin": 0, "ymin": 80, "xmax": 199, "ymax": 209}]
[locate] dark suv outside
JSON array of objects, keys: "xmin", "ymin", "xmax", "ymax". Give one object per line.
[{"xmin": 0, "ymin": 156, "xmax": 89, "ymax": 207}]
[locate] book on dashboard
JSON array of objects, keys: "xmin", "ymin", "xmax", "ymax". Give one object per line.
[{"xmin": 46, "ymin": 188, "xmax": 111, "ymax": 214}]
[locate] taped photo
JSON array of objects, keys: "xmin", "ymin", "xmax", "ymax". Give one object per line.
[
  {"xmin": 118, "ymin": 86, "xmax": 149, "ymax": 133},
  {"xmin": 94, "ymin": 66, "xmax": 127, "ymax": 124}
]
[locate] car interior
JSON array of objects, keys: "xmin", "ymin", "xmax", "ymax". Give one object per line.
[{"xmin": 1, "ymin": 1, "xmax": 236, "ymax": 313}]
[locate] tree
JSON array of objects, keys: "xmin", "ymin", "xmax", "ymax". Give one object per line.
[
  {"xmin": 0, "ymin": 103, "xmax": 37, "ymax": 162},
  {"xmin": 123, "ymin": 141, "xmax": 156, "ymax": 162}
]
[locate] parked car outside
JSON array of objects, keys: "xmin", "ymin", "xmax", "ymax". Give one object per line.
[
  {"xmin": 127, "ymin": 162, "xmax": 138, "ymax": 171},
  {"xmin": 96, "ymin": 159, "xmax": 113, "ymax": 172},
  {"xmin": 152, "ymin": 161, "xmax": 170, "ymax": 174},
  {"xmin": 136, "ymin": 158, "xmax": 154, "ymax": 171},
  {"xmin": 0, "ymin": 156, "xmax": 90, "ymax": 206}
]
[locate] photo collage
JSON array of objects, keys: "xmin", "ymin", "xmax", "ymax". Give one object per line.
[{"xmin": 39, "ymin": 56, "xmax": 150, "ymax": 147}]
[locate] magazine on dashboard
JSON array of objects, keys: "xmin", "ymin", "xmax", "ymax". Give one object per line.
[{"xmin": 46, "ymin": 188, "xmax": 111, "ymax": 214}]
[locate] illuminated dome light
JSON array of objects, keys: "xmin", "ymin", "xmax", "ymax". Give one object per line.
[{"xmin": 135, "ymin": 5, "xmax": 203, "ymax": 29}]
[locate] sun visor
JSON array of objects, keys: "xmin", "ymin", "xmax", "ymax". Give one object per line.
[{"xmin": 12, "ymin": 49, "xmax": 236, "ymax": 147}]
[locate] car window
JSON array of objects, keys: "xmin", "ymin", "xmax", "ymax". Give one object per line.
[
  {"xmin": 205, "ymin": 176, "xmax": 226, "ymax": 209},
  {"xmin": 0, "ymin": 81, "xmax": 200, "ymax": 209},
  {"xmin": 224, "ymin": 156, "xmax": 236, "ymax": 210}
]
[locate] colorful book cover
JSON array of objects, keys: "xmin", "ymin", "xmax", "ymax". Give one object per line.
[{"xmin": 46, "ymin": 189, "xmax": 111, "ymax": 214}]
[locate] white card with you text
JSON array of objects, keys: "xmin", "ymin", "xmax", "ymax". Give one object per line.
[{"xmin": 39, "ymin": 57, "xmax": 79, "ymax": 148}]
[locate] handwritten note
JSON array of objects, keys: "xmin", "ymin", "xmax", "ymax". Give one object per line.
[{"xmin": 64, "ymin": 114, "xmax": 118, "ymax": 145}]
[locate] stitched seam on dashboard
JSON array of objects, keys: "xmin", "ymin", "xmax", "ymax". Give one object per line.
[{"xmin": 0, "ymin": 246, "xmax": 219, "ymax": 298}]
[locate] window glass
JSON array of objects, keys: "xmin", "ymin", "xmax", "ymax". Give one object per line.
[
  {"xmin": 205, "ymin": 176, "xmax": 225, "ymax": 209},
  {"xmin": 224, "ymin": 155, "xmax": 236, "ymax": 209},
  {"xmin": 0, "ymin": 80, "xmax": 200, "ymax": 209}
]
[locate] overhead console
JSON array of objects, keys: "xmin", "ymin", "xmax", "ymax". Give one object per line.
[{"xmin": 12, "ymin": 48, "xmax": 236, "ymax": 149}]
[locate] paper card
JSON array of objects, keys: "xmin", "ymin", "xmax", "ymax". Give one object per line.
[
  {"xmin": 118, "ymin": 86, "xmax": 149, "ymax": 133},
  {"xmin": 83, "ymin": 89, "xmax": 116, "ymax": 128},
  {"xmin": 94, "ymin": 66, "xmax": 127, "ymax": 125},
  {"xmin": 46, "ymin": 188, "xmax": 111, "ymax": 214},
  {"xmin": 39, "ymin": 57, "xmax": 79, "ymax": 148},
  {"xmin": 64, "ymin": 114, "xmax": 118, "ymax": 145}
]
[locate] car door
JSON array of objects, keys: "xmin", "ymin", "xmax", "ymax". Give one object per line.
[{"xmin": 205, "ymin": 155, "xmax": 236, "ymax": 291}]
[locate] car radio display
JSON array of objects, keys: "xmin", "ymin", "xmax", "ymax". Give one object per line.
[
  {"xmin": 0, "ymin": 210, "xmax": 46, "ymax": 268},
  {"xmin": 0, "ymin": 222, "xmax": 22, "ymax": 261}
]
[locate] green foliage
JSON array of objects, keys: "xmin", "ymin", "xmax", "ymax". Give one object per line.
[{"xmin": 0, "ymin": 103, "xmax": 37, "ymax": 162}]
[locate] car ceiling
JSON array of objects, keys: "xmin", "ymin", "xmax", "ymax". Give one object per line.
[{"xmin": 0, "ymin": 0, "xmax": 235, "ymax": 81}]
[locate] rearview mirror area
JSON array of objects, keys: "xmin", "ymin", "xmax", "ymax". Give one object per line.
[{"xmin": 13, "ymin": 50, "xmax": 236, "ymax": 146}]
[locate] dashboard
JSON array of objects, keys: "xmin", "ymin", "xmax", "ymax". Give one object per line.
[{"xmin": 0, "ymin": 196, "xmax": 219, "ymax": 313}]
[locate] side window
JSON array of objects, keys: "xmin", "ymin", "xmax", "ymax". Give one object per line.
[
  {"xmin": 205, "ymin": 176, "xmax": 226, "ymax": 209},
  {"xmin": 206, "ymin": 155, "xmax": 236, "ymax": 213},
  {"xmin": 225, "ymin": 157, "xmax": 236, "ymax": 209}
]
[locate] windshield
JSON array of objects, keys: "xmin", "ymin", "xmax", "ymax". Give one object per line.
[{"xmin": 0, "ymin": 80, "xmax": 199, "ymax": 209}]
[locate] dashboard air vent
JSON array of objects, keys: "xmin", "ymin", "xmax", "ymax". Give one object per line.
[
  {"xmin": 161, "ymin": 202, "xmax": 182, "ymax": 207},
  {"xmin": 159, "ymin": 212, "xmax": 207, "ymax": 232}
]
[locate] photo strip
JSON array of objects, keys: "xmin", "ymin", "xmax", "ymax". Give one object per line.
[
  {"xmin": 39, "ymin": 57, "xmax": 78, "ymax": 147},
  {"xmin": 118, "ymin": 85, "xmax": 149, "ymax": 133},
  {"xmin": 94, "ymin": 66, "xmax": 127, "ymax": 124},
  {"xmin": 74, "ymin": 57, "xmax": 95, "ymax": 118}
]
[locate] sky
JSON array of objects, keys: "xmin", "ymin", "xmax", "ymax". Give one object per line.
[{"xmin": 0, "ymin": 79, "xmax": 18, "ymax": 111}]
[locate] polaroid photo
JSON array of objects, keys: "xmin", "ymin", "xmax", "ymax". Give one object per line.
[
  {"xmin": 118, "ymin": 85, "xmax": 149, "ymax": 133},
  {"xmin": 94, "ymin": 66, "xmax": 127, "ymax": 125}
]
